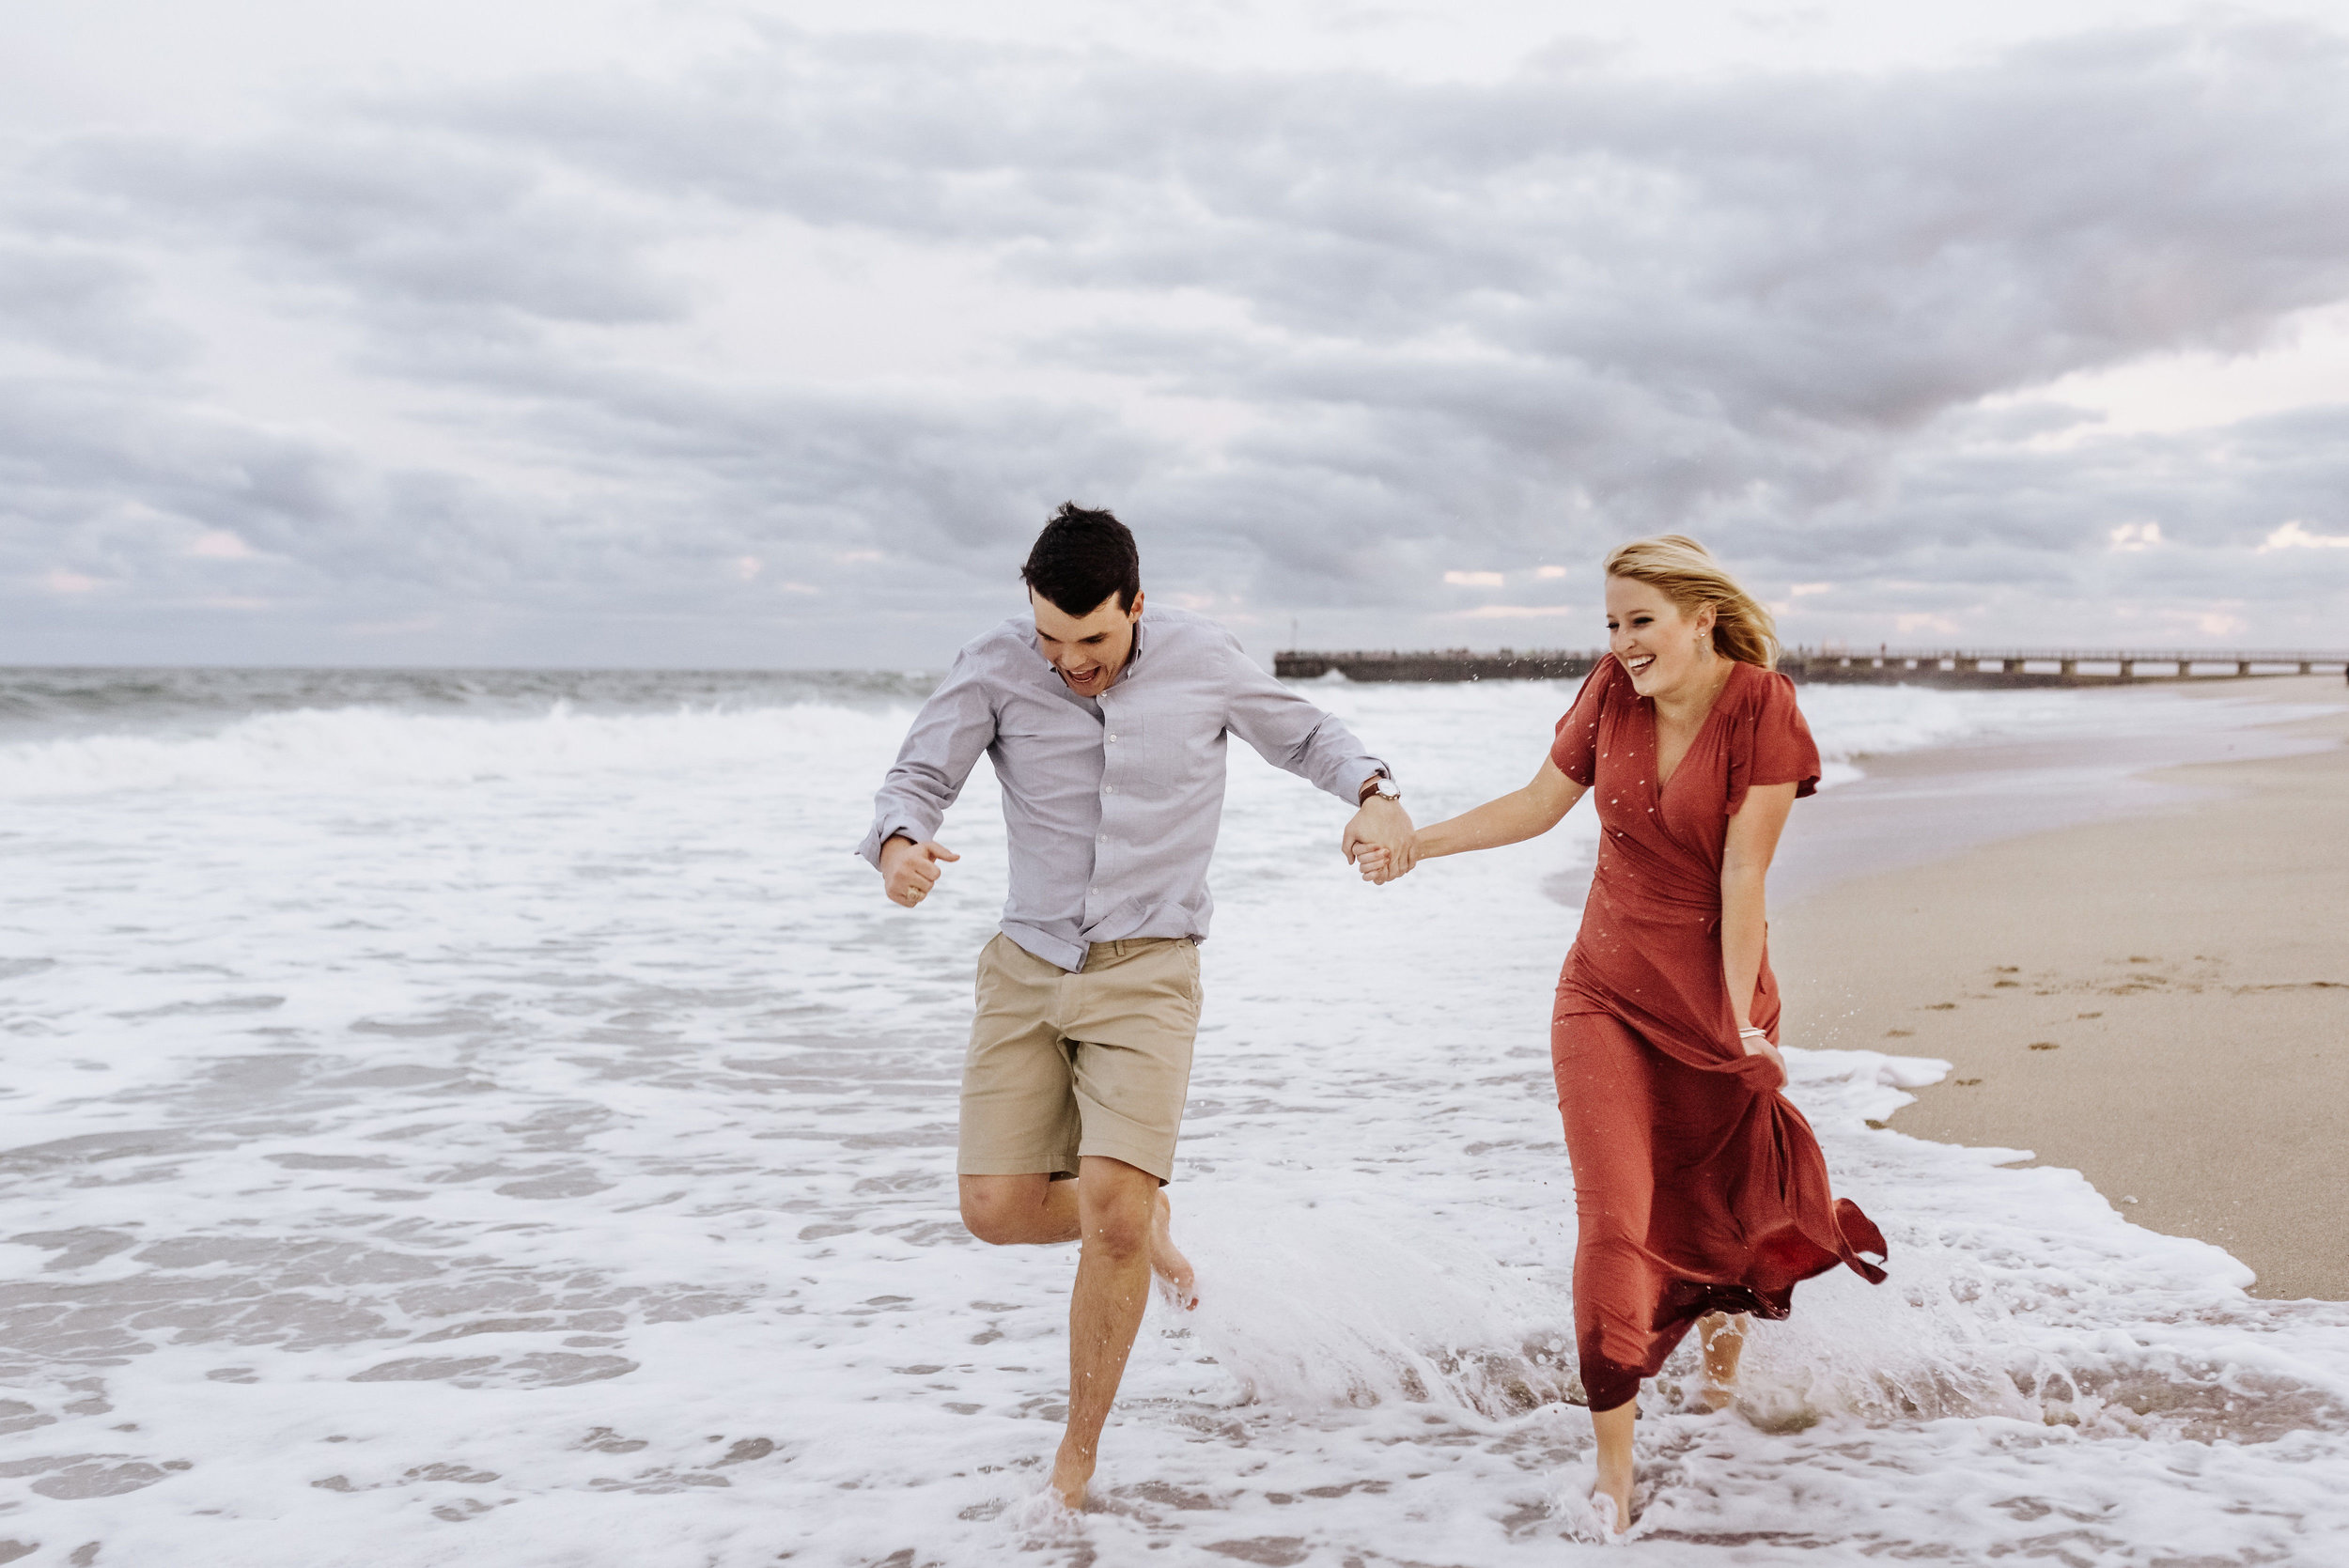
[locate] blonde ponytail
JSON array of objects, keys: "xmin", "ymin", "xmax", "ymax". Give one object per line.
[{"xmin": 1602, "ymin": 535, "xmax": 1780, "ymax": 670}]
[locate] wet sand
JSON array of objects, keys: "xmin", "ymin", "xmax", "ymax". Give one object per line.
[{"xmin": 1772, "ymin": 675, "xmax": 2349, "ymax": 1301}]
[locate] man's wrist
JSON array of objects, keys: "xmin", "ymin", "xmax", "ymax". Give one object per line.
[{"xmin": 1357, "ymin": 773, "xmax": 1401, "ymax": 807}]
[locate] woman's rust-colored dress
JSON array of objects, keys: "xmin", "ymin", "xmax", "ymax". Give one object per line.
[{"xmin": 1548, "ymin": 656, "xmax": 1886, "ymax": 1413}]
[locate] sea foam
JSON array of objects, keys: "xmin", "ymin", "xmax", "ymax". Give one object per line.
[{"xmin": 0, "ymin": 671, "xmax": 2342, "ymax": 1564}]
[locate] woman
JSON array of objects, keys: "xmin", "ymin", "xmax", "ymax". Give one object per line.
[{"xmin": 1357, "ymin": 536, "xmax": 1887, "ymax": 1533}]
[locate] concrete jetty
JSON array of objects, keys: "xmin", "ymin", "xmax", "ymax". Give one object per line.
[{"xmin": 1273, "ymin": 647, "xmax": 2349, "ymax": 688}]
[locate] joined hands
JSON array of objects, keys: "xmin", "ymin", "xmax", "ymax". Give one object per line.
[{"xmin": 1342, "ymin": 798, "xmax": 1418, "ymax": 886}]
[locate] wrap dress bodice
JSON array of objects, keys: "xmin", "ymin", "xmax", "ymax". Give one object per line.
[{"xmin": 1555, "ymin": 656, "xmax": 1814, "ymax": 1092}]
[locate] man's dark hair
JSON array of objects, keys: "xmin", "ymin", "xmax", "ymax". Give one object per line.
[{"xmin": 1020, "ymin": 502, "xmax": 1142, "ymax": 616}]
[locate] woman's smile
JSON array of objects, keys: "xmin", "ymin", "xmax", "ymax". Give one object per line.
[{"xmin": 1607, "ymin": 573, "xmax": 1723, "ymax": 704}]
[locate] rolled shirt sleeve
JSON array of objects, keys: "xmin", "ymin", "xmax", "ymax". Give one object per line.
[
  {"xmin": 857, "ymin": 646, "xmax": 999, "ymax": 868},
  {"xmin": 1219, "ymin": 630, "xmax": 1392, "ymax": 804}
]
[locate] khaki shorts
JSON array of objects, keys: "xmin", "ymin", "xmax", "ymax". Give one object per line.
[{"xmin": 958, "ymin": 933, "xmax": 1203, "ymax": 1185}]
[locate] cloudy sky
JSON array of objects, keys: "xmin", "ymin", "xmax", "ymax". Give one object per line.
[{"xmin": 6, "ymin": 0, "xmax": 2349, "ymax": 668}]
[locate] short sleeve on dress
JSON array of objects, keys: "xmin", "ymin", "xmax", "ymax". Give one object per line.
[
  {"xmin": 1724, "ymin": 667, "xmax": 1821, "ymax": 816},
  {"xmin": 1549, "ymin": 660, "xmax": 1616, "ymax": 785}
]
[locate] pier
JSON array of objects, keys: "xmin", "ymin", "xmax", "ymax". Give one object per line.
[{"xmin": 1273, "ymin": 647, "xmax": 2349, "ymax": 688}]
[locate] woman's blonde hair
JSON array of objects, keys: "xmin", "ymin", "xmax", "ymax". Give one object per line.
[{"xmin": 1603, "ymin": 535, "xmax": 1781, "ymax": 670}]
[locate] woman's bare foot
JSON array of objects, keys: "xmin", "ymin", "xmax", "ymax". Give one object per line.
[
  {"xmin": 1591, "ymin": 1469, "xmax": 1633, "ymax": 1534},
  {"xmin": 1148, "ymin": 1188, "xmax": 1197, "ymax": 1310},
  {"xmin": 1695, "ymin": 1312, "xmax": 1746, "ymax": 1412},
  {"xmin": 1590, "ymin": 1400, "xmax": 1636, "ymax": 1534}
]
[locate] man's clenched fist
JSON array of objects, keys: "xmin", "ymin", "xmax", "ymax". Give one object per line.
[{"xmin": 879, "ymin": 835, "xmax": 960, "ymax": 908}]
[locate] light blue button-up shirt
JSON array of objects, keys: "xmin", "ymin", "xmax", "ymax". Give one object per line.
[{"xmin": 858, "ymin": 605, "xmax": 1390, "ymax": 970}]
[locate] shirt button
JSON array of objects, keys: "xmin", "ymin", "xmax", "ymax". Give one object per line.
[
  {"xmin": 1104, "ymin": 784, "xmax": 1115, "ymax": 794},
  {"xmin": 1108, "ymin": 734, "xmax": 1118, "ymax": 742},
  {"xmin": 1097, "ymin": 833, "xmax": 1107, "ymax": 843}
]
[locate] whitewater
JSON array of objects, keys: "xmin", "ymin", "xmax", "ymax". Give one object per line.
[{"xmin": 1, "ymin": 668, "xmax": 2345, "ymax": 1566}]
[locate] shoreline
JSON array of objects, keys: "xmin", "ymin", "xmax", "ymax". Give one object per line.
[
  {"xmin": 1768, "ymin": 676, "xmax": 2342, "ymax": 905},
  {"xmin": 1772, "ymin": 675, "xmax": 2349, "ymax": 1301}
]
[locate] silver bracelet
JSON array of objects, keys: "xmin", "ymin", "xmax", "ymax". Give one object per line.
[{"xmin": 1737, "ymin": 1027, "xmax": 1768, "ymax": 1040}]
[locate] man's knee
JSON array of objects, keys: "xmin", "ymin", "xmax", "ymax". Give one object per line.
[
  {"xmin": 959, "ymin": 1175, "xmax": 1045, "ymax": 1245},
  {"xmin": 1083, "ymin": 1205, "xmax": 1151, "ymax": 1260},
  {"xmin": 1076, "ymin": 1161, "xmax": 1156, "ymax": 1260},
  {"xmin": 960, "ymin": 1195, "xmax": 1018, "ymax": 1246}
]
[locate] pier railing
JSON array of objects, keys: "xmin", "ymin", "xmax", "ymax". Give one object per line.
[{"xmin": 1273, "ymin": 647, "xmax": 2349, "ymax": 688}]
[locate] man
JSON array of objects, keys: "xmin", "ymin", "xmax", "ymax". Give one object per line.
[{"xmin": 859, "ymin": 503, "xmax": 1411, "ymax": 1510}]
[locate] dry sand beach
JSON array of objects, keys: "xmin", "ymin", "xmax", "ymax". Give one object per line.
[{"xmin": 1775, "ymin": 675, "xmax": 2349, "ymax": 1301}]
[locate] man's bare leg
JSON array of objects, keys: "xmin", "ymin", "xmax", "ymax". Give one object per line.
[
  {"xmin": 959, "ymin": 1162, "xmax": 1194, "ymax": 1510},
  {"xmin": 1149, "ymin": 1188, "xmax": 1196, "ymax": 1310},
  {"xmin": 1048, "ymin": 1156, "xmax": 1158, "ymax": 1508},
  {"xmin": 959, "ymin": 1173, "xmax": 1080, "ymax": 1245},
  {"xmin": 1695, "ymin": 1312, "xmax": 1746, "ymax": 1411},
  {"xmin": 1591, "ymin": 1400, "xmax": 1636, "ymax": 1533},
  {"xmin": 959, "ymin": 1173, "xmax": 1195, "ymax": 1305}
]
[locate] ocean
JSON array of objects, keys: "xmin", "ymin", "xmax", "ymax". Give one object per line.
[{"xmin": 2, "ymin": 667, "xmax": 2344, "ymax": 1565}]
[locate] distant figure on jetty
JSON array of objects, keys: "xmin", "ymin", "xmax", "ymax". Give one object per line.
[
  {"xmin": 858, "ymin": 503, "xmax": 1415, "ymax": 1512},
  {"xmin": 1355, "ymin": 535, "xmax": 1888, "ymax": 1533}
]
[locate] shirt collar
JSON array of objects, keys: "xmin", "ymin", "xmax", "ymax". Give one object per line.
[{"xmin": 1116, "ymin": 613, "xmax": 1146, "ymax": 684}]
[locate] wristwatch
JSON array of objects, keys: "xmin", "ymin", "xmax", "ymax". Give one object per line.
[{"xmin": 1358, "ymin": 774, "xmax": 1402, "ymax": 806}]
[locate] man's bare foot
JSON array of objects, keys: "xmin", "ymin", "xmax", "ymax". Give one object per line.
[
  {"xmin": 1148, "ymin": 1188, "xmax": 1197, "ymax": 1310},
  {"xmin": 1048, "ymin": 1442, "xmax": 1093, "ymax": 1512}
]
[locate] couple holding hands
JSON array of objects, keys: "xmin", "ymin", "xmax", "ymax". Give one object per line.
[{"xmin": 860, "ymin": 505, "xmax": 1885, "ymax": 1533}]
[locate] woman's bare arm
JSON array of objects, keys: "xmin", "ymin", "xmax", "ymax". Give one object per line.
[
  {"xmin": 1720, "ymin": 781, "xmax": 1797, "ymax": 1082},
  {"xmin": 1417, "ymin": 755, "xmax": 1588, "ymax": 860},
  {"xmin": 1355, "ymin": 754, "xmax": 1588, "ymax": 882}
]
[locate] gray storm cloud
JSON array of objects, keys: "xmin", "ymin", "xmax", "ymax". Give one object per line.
[{"xmin": 3, "ymin": 18, "xmax": 2347, "ymax": 663}]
